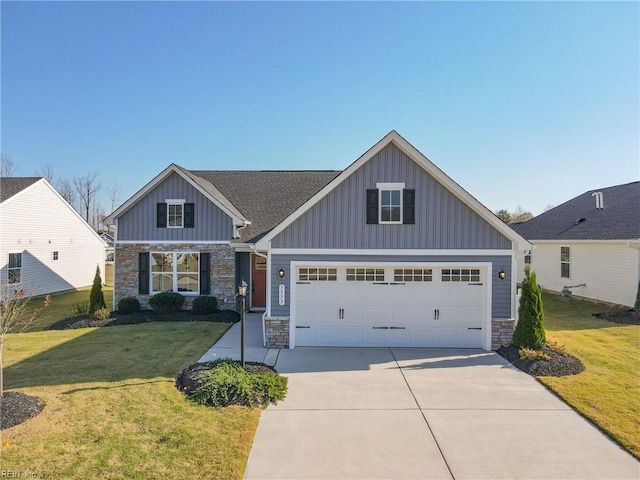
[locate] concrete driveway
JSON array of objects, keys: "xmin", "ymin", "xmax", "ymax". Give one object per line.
[{"xmin": 244, "ymin": 348, "xmax": 639, "ymax": 480}]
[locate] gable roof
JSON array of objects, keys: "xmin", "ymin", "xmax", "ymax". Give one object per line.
[
  {"xmin": 0, "ymin": 177, "xmax": 41, "ymax": 202},
  {"xmin": 512, "ymin": 181, "xmax": 640, "ymax": 241},
  {"xmin": 190, "ymin": 170, "xmax": 341, "ymax": 243},
  {"xmin": 103, "ymin": 163, "xmax": 249, "ymax": 226},
  {"xmin": 256, "ymin": 130, "xmax": 531, "ymax": 251}
]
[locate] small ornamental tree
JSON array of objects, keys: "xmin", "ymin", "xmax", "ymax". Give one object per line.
[
  {"xmin": 513, "ymin": 266, "xmax": 546, "ymax": 349},
  {"xmin": 89, "ymin": 265, "xmax": 106, "ymax": 314}
]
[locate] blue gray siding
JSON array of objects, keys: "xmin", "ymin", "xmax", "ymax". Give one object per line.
[
  {"xmin": 270, "ymin": 254, "xmax": 512, "ymax": 319},
  {"xmin": 117, "ymin": 173, "xmax": 234, "ymax": 241},
  {"xmin": 272, "ymin": 143, "xmax": 511, "ymax": 250}
]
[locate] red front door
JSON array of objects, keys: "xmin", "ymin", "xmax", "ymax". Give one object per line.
[{"xmin": 251, "ymin": 254, "xmax": 267, "ymax": 308}]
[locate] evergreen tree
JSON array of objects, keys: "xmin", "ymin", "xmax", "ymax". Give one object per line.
[
  {"xmin": 513, "ymin": 266, "xmax": 546, "ymax": 349},
  {"xmin": 89, "ymin": 264, "xmax": 106, "ymax": 313}
]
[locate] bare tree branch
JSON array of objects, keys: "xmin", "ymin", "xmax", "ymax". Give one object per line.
[
  {"xmin": 73, "ymin": 172, "xmax": 101, "ymax": 223},
  {"xmin": 37, "ymin": 164, "xmax": 55, "ymax": 183},
  {"xmin": 57, "ymin": 178, "xmax": 76, "ymax": 207},
  {"xmin": 1, "ymin": 154, "xmax": 16, "ymax": 177},
  {"xmin": 106, "ymin": 181, "xmax": 121, "ymax": 213}
]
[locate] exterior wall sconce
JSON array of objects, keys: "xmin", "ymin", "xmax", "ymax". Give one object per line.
[
  {"xmin": 278, "ymin": 268, "xmax": 285, "ymax": 278},
  {"xmin": 498, "ymin": 270, "xmax": 506, "ymax": 280}
]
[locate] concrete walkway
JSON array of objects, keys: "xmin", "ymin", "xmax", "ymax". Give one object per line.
[
  {"xmin": 244, "ymin": 348, "xmax": 639, "ymax": 480},
  {"xmin": 198, "ymin": 313, "xmax": 279, "ymax": 366}
]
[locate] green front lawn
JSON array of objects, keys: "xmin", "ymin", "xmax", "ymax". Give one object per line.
[
  {"xmin": 25, "ymin": 287, "xmax": 114, "ymax": 332},
  {"xmin": 1, "ymin": 321, "xmax": 259, "ymax": 479},
  {"xmin": 540, "ymin": 293, "xmax": 640, "ymax": 458}
]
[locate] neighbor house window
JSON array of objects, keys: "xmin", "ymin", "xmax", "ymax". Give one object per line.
[
  {"xmin": 151, "ymin": 252, "xmax": 199, "ymax": 294},
  {"xmin": 167, "ymin": 201, "xmax": 184, "ymax": 228},
  {"xmin": 560, "ymin": 247, "xmax": 570, "ymax": 278},
  {"xmin": 52, "ymin": 251, "xmax": 59, "ymax": 261},
  {"xmin": 8, "ymin": 253, "xmax": 22, "ymax": 284}
]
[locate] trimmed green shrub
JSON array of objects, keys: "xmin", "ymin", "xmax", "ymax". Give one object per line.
[
  {"xmin": 190, "ymin": 358, "xmax": 287, "ymax": 407},
  {"xmin": 192, "ymin": 295, "xmax": 218, "ymax": 315},
  {"xmin": 89, "ymin": 265, "xmax": 106, "ymax": 314},
  {"xmin": 513, "ymin": 266, "xmax": 546, "ymax": 349},
  {"xmin": 635, "ymin": 283, "xmax": 640, "ymax": 310},
  {"xmin": 117, "ymin": 297, "xmax": 141, "ymax": 314},
  {"xmin": 148, "ymin": 292, "xmax": 184, "ymax": 314}
]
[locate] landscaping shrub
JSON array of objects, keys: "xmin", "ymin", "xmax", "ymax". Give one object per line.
[
  {"xmin": 92, "ymin": 308, "xmax": 111, "ymax": 321},
  {"xmin": 513, "ymin": 266, "xmax": 546, "ymax": 349},
  {"xmin": 71, "ymin": 301, "xmax": 90, "ymax": 316},
  {"xmin": 118, "ymin": 297, "xmax": 141, "ymax": 314},
  {"xmin": 635, "ymin": 282, "xmax": 640, "ymax": 310},
  {"xmin": 187, "ymin": 358, "xmax": 287, "ymax": 407},
  {"xmin": 192, "ymin": 295, "xmax": 218, "ymax": 315},
  {"xmin": 148, "ymin": 292, "xmax": 184, "ymax": 314},
  {"xmin": 519, "ymin": 347, "xmax": 550, "ymax": 362},
  {"xmin": 89, "ymin": 265, "xmax": 106, "ymax": 314}
]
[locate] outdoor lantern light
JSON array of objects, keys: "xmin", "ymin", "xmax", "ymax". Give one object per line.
[
  {"xmin": 278, "ymin": 268, "xmax": 285, "ymax": 278},
  {"xmin": 498, "ymin": 270, "xmax": 506, "ymax": 280},
  {"xmin": 238, "ymin": 279, "xmax": 248, "ymax": 297}
]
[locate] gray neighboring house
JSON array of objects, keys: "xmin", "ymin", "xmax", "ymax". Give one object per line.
[
  {"xmin": 512, "ymin": 181, "xmax": 640, "ymax": 307},
  {"xmin": 105, "ymin": 131, "xmax": 530, "ymax": 351}
]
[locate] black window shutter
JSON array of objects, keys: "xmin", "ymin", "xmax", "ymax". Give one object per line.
[
  {"xmin": 139, "ymin": 252, "xmax": 150, "ymax": 294},
  {"xmin": 156, "ymin": 203, "xmax": 167, "ymax": 228},
  {"xmin": 184, "ymin": 203, "xmax": 195, "ymax": 228},
  {"xmin": 366, "ymin": 189, "xmax": 379, "ymax": 224},
  {"xmin": 403, "ymin": 189, "xmax": 415, "ymax": 225},
  {"xmin": 200, "ymin": 252, "xmax": 210, "ymax": 295}
]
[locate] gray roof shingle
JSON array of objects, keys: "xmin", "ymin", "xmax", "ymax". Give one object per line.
[
  {"xmin": 190, "ymin": 170, "xmax": 341, "ymax": 243},
  {"xmin": 512, "ymin": 181, "xmax": 640, "ymax": 241},
  {"xmin": 0, "ymin": 177, "xmax": 41, "ymax": 203}
]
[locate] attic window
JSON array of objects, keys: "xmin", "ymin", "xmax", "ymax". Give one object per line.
[{"xmin": 366, "ymin": 184, "xmax": 415, "ymax": 225}]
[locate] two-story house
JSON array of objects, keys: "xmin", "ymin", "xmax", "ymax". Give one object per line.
[{"xmin": 105, "ymin": 131, "xmax": 529, "ymax": 351}]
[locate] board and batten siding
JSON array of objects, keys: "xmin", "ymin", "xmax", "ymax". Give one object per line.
[
  {"xmin": 269, "ymin": 254, "xmax": 512, "ymax": 319},
  {"xmin": 0, "ymin": 180, "xmax": 105, "ymax": 297},
  {"xmin": 527, "ymin": 242, "xmax": 639, "ymax": 307},
  {"xmin": 117, "ymin": 172, "xmax": 234, "ymax": 242},
  {"xmin": 271, "ymin": 143, "xmax": 511, "ymax": 250}
]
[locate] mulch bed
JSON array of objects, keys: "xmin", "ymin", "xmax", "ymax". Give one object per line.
[
  {"xmin": 592, "ymin": 308, "xmax": 639, "ymax": 325},
  {"xmin": 47, "ymin": 309, "xmax": 239, "ymax": 330},
  {"xmin": 175, "ymin": 361, "xmax": 275, "ymax": 396},
  {"xmin": 0, "ymin": 391, "xmax": 44, "ymax": 430},
  {"xmin": 497, "ymin": 344, "xmax": 585, "ymax": 377}
]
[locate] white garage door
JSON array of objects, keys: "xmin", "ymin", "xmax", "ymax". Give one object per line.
[{"xmin": 293, "ymin": 264, "xmax": 487, "ymax": 348}]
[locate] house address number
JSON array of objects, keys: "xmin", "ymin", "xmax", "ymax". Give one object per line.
[{"xmin": 278, "ymin": 284, "xmax": 286, "ymax": 306}]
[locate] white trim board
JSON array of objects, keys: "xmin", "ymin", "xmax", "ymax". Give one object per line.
[
  {"xmin": 115, "ymin": 240, "xmax": 231, "ymax": 245},
  {"xmin": 256, "ymin": 131, "xmax": 531, "ymax": 251}
]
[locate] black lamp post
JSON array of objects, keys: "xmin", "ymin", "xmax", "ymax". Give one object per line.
[{"xmin": 238, "ymin": 279, "xmax": 248, "ymax": 368}]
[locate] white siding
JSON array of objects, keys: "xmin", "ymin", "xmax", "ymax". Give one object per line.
[
  {"xmin": 523, "ymin": 242, "xmax": 639, "ymax": 307},
  {"xmin": 0, "ymin": 180, "xmax": 106, "ymax": 297}
]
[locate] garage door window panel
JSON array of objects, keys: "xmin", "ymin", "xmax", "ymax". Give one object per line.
[
  {"xmin": 394, "ymin": 268, "xmax": 432, "ymax": 282},
  {"xmin": 346, "ymin": 268, "xmax": 384, "ymax": 282},
  {"xmin": 299, "ymin": 268, "xmax": 337, "ymax": 282},
  {"xmin": 442, "ymin": 268, "xmax": 480, "ymax": 282}
]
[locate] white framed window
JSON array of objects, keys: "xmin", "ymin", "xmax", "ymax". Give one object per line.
[
  {"xmin": 255, "ymin": 256, "xmax": 267, "ymax": 270},
  {"xmin": 151, "ymin": 252, "xmax": 199, "ymax": 294},
  {"xmin": 166, "ymin": 199, "xmax": 185, "ymax": 228},
  {"xmin": 52, "ymin": 251, "xmax": 59, "ymax": 261},
  {"xmin": 561, "ymin": 247, "xmax": 570, "ymax": 278},
  {"xmin": 376, "ymin": 182, "xmax": 404, "ymax": 224},
  {"xmin": 8, "ymin": 252, "xmax": 22, "ymax": 285}
]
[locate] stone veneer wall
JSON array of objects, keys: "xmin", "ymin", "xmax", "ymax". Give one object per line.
[
  {"xmin": 491, "ymin": 319, "xmax": 515, "ymax": 350},
  {"xmin": 114, "ymin": 243, "xmax": 236, "ymax": 310},
  {"xmin": 264, "ymin": 317, "xmax": 290, "ymax": 348}
]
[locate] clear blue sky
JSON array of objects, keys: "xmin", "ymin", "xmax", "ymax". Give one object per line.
[{"xmin": 2, "ymin": 1, "xmax": 638, "ymax": 216}]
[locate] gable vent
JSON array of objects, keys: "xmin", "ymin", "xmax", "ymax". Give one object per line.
[{"xmin": 591, "ymin": 191, "xmax": 604, "ymax": 209}]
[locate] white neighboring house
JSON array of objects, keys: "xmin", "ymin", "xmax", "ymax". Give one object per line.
[
  {"xmin": 0, "ymin": 177, "xmax": 107, "ymax": 297},
  {"xmin": 512, "ymin": 181, "xmax": 640, "ymax": 307}
]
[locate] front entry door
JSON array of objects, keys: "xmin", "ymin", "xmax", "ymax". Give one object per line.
[{"xmin": 251, "ymin": 254, "xmax": 267, "ymax": 308}]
